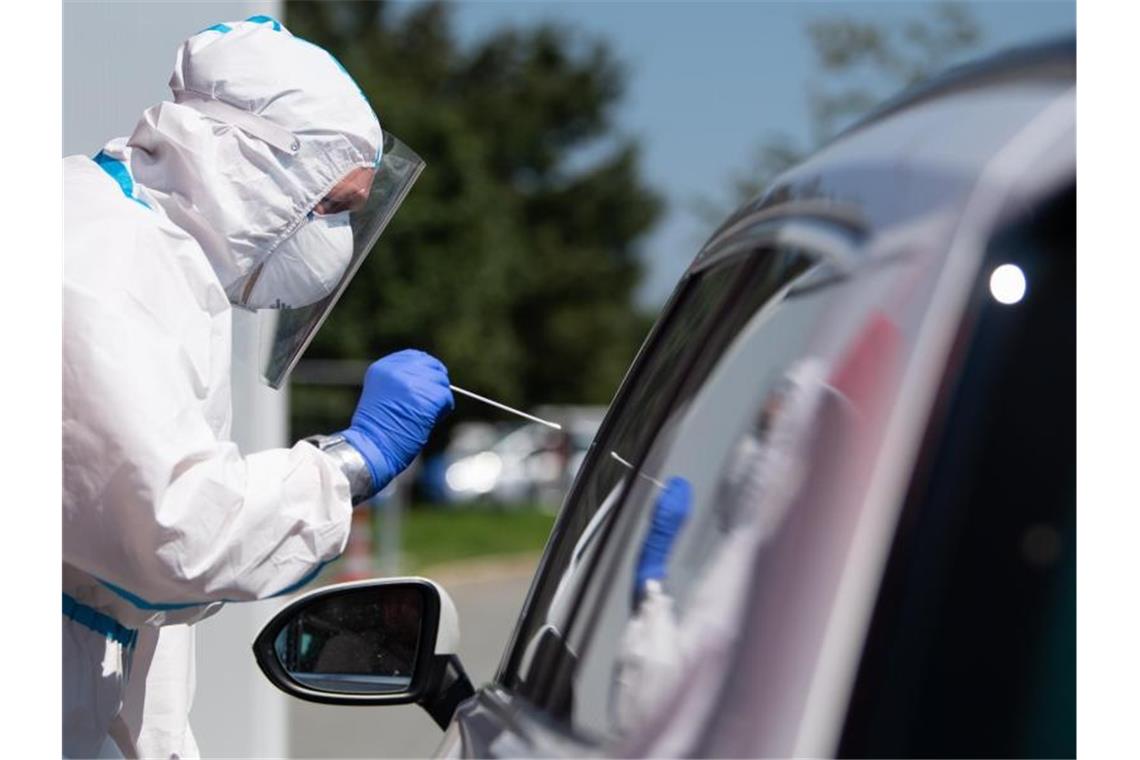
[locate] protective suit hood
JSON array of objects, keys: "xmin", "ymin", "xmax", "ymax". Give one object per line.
[{"xmin": 126, "ymin": 16, "xmax": 383, "ymax": 298}]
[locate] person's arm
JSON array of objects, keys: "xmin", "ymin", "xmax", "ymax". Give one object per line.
[{"xmin": 63, "ymin": 291, "xmax": 449, "ymax": 617}]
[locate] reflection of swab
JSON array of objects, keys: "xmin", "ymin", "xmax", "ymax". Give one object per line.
[
  {"xmin": 610, "ymin": 452, "xmax": 666, "ymax": 488},
  {"xmin": 449, "ymin": 385, "xmax": 562, "ymax": 430}
]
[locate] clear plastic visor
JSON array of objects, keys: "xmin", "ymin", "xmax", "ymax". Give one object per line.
[{"xmin": 260, "ymin": 133, "xmax": 425, "ymax": 388}]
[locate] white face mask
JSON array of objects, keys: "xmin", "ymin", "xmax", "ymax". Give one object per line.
[{"xmin": 242, "ymin": 211, "xmax": 354, "ymax": 310}]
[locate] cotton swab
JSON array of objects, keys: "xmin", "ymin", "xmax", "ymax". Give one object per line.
[
  {"xmin": 609, "ymin": 451, "xmax": 666, "ymax": 488},
  {"xmin": 449, "ymin": 384, "xmax": 562, "ymax": 430}
]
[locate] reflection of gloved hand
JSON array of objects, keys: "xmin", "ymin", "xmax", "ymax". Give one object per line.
[
  {"xmin": 341, "ymin": 350, "xmax": 454, "ymax": 492},
  {"xmin": 634, "ymin": 476, "xmax": 692, "ymax": 602}
]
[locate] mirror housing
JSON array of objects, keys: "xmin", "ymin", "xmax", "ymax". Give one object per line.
[{"xmin": 252, "ymin": 577, "xmax": 474, "ymax": 728}]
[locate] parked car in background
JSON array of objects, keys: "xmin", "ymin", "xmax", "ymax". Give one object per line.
[
  {"xmin": 255, "ymin": 39, "xmax": 1075, "ymax": 758},
  {"xmin": 422, "ymin": 409, "xmax": 604, "ymax": 508}
]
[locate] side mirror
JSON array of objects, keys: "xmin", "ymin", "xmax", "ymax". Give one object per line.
[{"xmin": 252, "ymin": 577, "xmax": 474, "ymax": 729}]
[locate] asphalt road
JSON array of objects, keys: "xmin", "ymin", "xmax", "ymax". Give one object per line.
[{"xmin": 287, "ymin": 562, "xmax": 536, "ymax": 759}]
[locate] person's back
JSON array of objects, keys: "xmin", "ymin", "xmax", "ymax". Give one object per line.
[
  {"xmin": 63, "ymin": 17, "xmax": 452, "ymax": 757},
  {"xmin": 63, "ymin": 138, "xmax": 233, "ymax": 757}
]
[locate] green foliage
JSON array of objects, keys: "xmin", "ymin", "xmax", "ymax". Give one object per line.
[
  {"xmin": 397, "ymin": 505, "xmax": 556, "ymax": 572},
  {"xmin": 285, "ymin": 1, "xmax": 663, "ymax": 437},
  {"xmin": 806, "ymin": 1, "xmax": 981, "ymax": 143},
  {"xmin": 706, "ymin": 1, "xmax": 982, "ymax": 216}
]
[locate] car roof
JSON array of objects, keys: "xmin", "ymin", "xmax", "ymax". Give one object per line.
[
  {"xmin": 835, "ymin": 36, "xmax": 1074, "ymax": 143},
  {"xmin": 701, "ymin": 36, "xmax": 1075, "ymax": 253}
]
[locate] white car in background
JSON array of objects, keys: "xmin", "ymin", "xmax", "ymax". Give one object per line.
[{"xmin": 442, "ymin": 411, "xmax": 603, "ymax": 507}]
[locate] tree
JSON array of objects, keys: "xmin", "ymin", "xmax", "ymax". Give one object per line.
[
  {"xmin": 284, "ymin": 1, "xmax": 663, "ymax": 438},
  {"xmin": 706, "ymin": 1, "xmax": 981, "ymax": 215}
]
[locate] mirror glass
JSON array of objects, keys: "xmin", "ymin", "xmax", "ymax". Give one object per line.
[{"xmin": 274, "ymin": 585, "xmax": 425, "ymax": 694}]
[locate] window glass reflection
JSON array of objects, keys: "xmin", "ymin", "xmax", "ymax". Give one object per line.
[{"xmin": 503, "ymin": 245, "xmax": 814, "ymax": 725}]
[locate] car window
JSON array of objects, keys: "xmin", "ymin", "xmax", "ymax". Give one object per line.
[
  {"xmin": 499, "ymin": 244, "xmax": 814, "ymax": 711},
  {"xmin": 561, "ymin": 255, "xmax": 850, "ymax": 742},
  {"xmin": 838, "ymin": 185, "xmax": 1075, "ymax": 758}
]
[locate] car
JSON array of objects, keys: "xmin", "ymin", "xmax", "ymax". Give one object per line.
[
  {"xmin": 424, "ymin": 410, "xmax": 604, "ymax": 508},
  {"xmin": 253, "ymin": 38, "xmax": 1074, "ymax": 758}
]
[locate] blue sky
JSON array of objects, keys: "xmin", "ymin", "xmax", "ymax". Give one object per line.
[
  {"xmin": 63, "ymin": 1, "xmax": 1076, "ymax": 307},
  {"xmin": 438, "ymin": 1, "xmax": 1075, "ymax": 306}
]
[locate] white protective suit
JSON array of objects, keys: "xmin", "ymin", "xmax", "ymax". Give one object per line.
[{"xmin": 63, "ymin": 16, "xmax": 383, "ymax": 758}]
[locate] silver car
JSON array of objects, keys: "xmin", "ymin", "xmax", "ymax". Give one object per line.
[{"xmin": 254, "ymin": 38, "xmax": 1075, "ymax": 758}]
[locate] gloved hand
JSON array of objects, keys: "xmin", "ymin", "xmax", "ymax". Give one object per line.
[
  {"xmin": 633, "ymin": 476, "xmax": 693, "ymax": 603},
  {"xmin": 340, "ymin": 350, "xmax": 455, "ymax": 492}
]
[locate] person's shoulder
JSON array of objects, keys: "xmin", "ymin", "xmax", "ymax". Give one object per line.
[
  {"xmin": 64, "ymin": 158, "xmax": 225, "ymax": 317},
  {"xmin": 64, "ymin": 155, "xmax": 120, "ymax": 212},
  {"xmin": 64, "ymin": 155, "xmax": 161, "ymax": 243}
]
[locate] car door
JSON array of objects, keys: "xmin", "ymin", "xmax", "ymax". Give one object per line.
[
  {"xmin": 437, "ymin": 210, "xmax": 873, "ymax": 757},
  {"xmin": 837, "ymin": 183, "xmax": 1075, "ymax": 758}
]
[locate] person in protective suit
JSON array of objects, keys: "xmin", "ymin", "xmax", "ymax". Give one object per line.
[{"xmin": 63, "ymin": 17, "xmax": 452, "ymax": 757}]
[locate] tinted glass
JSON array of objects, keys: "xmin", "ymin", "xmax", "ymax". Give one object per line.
[
  {"xmin": 563, "ymin": 259, "xmax": 838, "ymax": 741},
  {"xmin": 839, "ymin": 186, "xmax": 1075, "ymax": 757},
  {"xmin": 499, "ymin": 244, "xmax": 814, "ymax": 720}
]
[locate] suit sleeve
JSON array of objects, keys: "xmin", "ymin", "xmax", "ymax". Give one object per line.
[{"xmin": 63, "ymin": 266, "xmax": 352, "ymax": 622}]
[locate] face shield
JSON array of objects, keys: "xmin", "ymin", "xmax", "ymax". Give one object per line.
[{"xmin": 258, "ymin": 132, "xmax": 425, "ymax": 388}]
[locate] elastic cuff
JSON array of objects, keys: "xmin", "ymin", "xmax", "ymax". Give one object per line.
[
  {"xmin": 304, "ymin": 434, "xmax": 378, "ymax": 504},
  {"xmin": 339, "ymin": 429, "xmax": 395, "ymax": 492}
]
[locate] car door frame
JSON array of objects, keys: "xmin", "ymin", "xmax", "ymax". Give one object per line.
[{"xmin": 441, "ymin": 205, "xmax": 867, "ymax": 758}]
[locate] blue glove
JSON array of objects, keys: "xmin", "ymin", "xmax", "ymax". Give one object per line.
[
  {"xmin": 340, "ymin": 350, "xmax": 455, "ymax": 492},
  {"xmin": 633, "ymin": 476, "xmax": 693, "ymax": 601}
]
